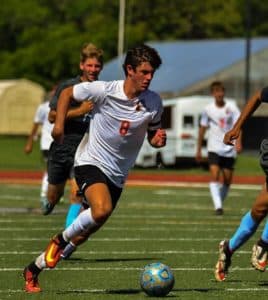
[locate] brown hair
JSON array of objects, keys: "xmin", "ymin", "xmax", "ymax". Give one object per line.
[
  {"xmin": 210, "ymin": 81, "xmax": 225, "ymax": 92},
  {"xmin": 122, "ymin": 44, "xmax": 162, "ymax": 76},
  {"xmin": 80, "ymin": 43, "xmax": 104, "ymax": 66}
]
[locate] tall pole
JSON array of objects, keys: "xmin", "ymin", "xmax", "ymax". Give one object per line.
[
  {"xmin": 245, "ymin": 0, "xmax": 251, "ymax": 102},
  {"xmin": 118, "ymin": 0, "xmax": 125, "ymax": 59}
]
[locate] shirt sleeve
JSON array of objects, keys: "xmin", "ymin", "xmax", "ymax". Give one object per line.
[
  {"xmin": 73, "ymin": 81, "xmax": 106, "ymax": 103},
  {"xmin": 260, "ymin": 87, "xmax": 268, "ymax": 103},
  {"xmin": 33, "ymin": 104, "xmax": 44, "ymax": 124}
]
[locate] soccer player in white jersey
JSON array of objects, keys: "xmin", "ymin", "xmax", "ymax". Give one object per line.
[
  {"xmin": 23, "ymin": 44, "xmax": 166, "ymax": 293},
  {"xmin": 24, "ymin": 89, "xmax": 55, "ymax": 203},
  {"xmin": 196, "ymin": 81, "xmax": 242, "ymax": 215}
]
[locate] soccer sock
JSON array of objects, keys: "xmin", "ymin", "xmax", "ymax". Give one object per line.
[
  {"xmin": 209, "ymin": 182, "xmax": 222, "ymax": 209},
  {"xmin": 65, "ymin": 203, "xmax": 82, "ymax": 228},
  {"xmin": 40, "ymin": 172, "xmax": 48, "ymax": 197},
  {"xmin": 35, "ymin": 252, "xmax": 46, "ymax": 270},
  {"xmin": 61, "ymin": 241, "xmax": 77, "ymax": 259},
  {"xmin": 28, "ymin": 260, "xmax": 42, "ymax": 275},
  {"xmin": 220, "ymin": 184, "xmax": 229, "ymax": 202},
  {"xmin": 229, "ymin": 211, "xmax": 259, "ymax": 252},
  {"xmin": 62, "ymin": 208, "xmax": 97, "ymax": 241},
  {"xmin": 261, "ymin": 219, "xmax": 268, "ymax": 243}
]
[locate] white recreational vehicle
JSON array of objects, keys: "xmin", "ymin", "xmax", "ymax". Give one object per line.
[{"xmin": 135, "ymin": 95, "xmax": 237, "ymax": 167}]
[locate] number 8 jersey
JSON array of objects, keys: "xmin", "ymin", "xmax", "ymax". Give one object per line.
[{"xmin": 73, "ymin": 80, "xmax": 163, "ymax": 187}]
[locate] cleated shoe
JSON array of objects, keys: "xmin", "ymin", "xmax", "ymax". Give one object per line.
[
  {"xmin": 45, "ymin": 234, "xmax": 68, "ymax": 268},
  {"xmin": 23, "ymin": 267, "xmax": 41, "ymax": 293},
  {"xmin": 215, "ymin": 240, "xmax": 232, "ymax": 281},
  {"xmin": 40, "ymin": 196, "xmax": 55, "ymax": 215},
  {"xmin": 251, "ymin": 241, "xmax": 268, "ymax": 272}
]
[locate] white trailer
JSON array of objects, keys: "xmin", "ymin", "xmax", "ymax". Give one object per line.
[{"xmin": 135, "ymin": 95, "xmax": 236, "ymax": 167}]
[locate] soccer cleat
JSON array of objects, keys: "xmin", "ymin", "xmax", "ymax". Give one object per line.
[
  {"xmin": 40, "ymin": 196, "xmax": 55, "ymax": 215},
  {"xmin": 251, "ymin": 242, "xmax": 268, "ymax": 272},
  {"xmin": 23, "ymin": 267, "xmax": 41, "ymax": 293},
  {"xmin": 45, "ymin": 234, "xmax": 67, "ymax": 268},
  {"xmin": 215, "ymin": 240, "xmax": 232, "ymax": 281},
  {"xmin": 215, "ymin": 208, "xmax": 224, "ymax": 216}
]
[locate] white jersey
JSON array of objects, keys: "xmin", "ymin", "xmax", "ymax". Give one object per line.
[
  {"xmin": 200, "ymin": 100, "xmax": 240, "ymax": 157},
  {"xmin": 34, "ymin": 101, "xmax": 53, "ymax": 150},
  {"xmin": 73, "ymin": 80, "xmax": 163, "ymax": 187}
]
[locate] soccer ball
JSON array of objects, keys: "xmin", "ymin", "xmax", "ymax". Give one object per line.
[{"xmin": 140, "ymin": 262, "xmax": 175, "ymax": 297}]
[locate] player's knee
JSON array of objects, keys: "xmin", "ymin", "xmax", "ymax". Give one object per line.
[
  {"xmin": 251, "ymin": 207, "xmax": 268, "ymax": 222},
  {"xmin": 92, "ymin": 204, "xmax": 113, "ymax": 224}
]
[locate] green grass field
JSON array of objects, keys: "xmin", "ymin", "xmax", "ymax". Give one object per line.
[
  {"xmin": 1, "ymin": 182, "xmax": 268, "ymax": 300},
  {"xmin": 0, "ymin": 135, "xmax": 263, "ymax": 176}
]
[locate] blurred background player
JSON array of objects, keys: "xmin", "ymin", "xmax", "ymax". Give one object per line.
[
  {"xmin": 215, "ymin": 87, "xmax": 268, "ymax": 281},
  {"xmin": 196, "ymin": 81, "xmax": 242, "ymax": 215},
  {"xmin": 43, "ymin": 43, "xmax": 103, "ymax": 231},
  {"xmin": 23, "ymin": 44, "xmax": 166, "ymax": 293},
  {"xmin": 24, "ymin": 87, "xmax": 56, "ymax": 205}
]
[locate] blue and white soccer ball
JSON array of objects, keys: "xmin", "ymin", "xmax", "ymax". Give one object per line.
[{"xmin": 140, "ymin": 262, "xmax": 175, "ymax": 297}]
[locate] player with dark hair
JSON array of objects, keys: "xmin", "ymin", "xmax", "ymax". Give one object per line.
[
  {"xmin": 23, "ymin": 44, "xmax": 166, "ymax": 293},
  {"xmin": 215, "ymin": 87, "xmax": 268, "ymax": 281}
]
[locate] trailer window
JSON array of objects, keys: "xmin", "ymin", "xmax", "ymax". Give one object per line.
[
  {"xmin": 183, "ymin": 115, "xmax": 194, "ymax": 128},
  {"xmin": 162, "ymin": 106, "xmax": 172, "ymax": 129}
]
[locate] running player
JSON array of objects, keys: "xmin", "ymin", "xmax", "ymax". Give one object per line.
[
  {"xmin": 23, "ymin": 44, "xmax": 166, "ymax": 293},
  {"xmin": 215, "ymin": 87, "xmax": 268, "ymax": 281},
  {"xmin": 42, "ymin": 43, "xmax": 103, "ymax": 230},
  {"xmin": 24, "ymin": 88, "xmax": 55, "ymax": 204},
  {"xmin": 196, "ymin": 81, "xmax": 242, "ymax": 215}
]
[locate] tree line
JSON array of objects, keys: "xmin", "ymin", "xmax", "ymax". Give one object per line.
[{"xmin": 0, "ymin": 0, "xmax": 267, "ymax": 89}]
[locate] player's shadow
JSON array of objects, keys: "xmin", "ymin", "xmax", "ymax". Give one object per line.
[
  {"xmin": 57, "ymin": 287, "xmax": 222, "ymax": 297},
  {"xmin": 64, "ymin": 257, "xmax": 160, "ymax": 263},
  {"xmin": 57, "ymin": 288, "xmax": 178, "ymax": 297}
]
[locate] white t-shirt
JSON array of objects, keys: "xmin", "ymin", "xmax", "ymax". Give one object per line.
[
  {"xmin": 34, "ymin": 101, "xmax": 53, "ymax": 150},
  {"xmin": 200, "ymin": 100, "xmax": 240, "ymax": 157},
  {"xmin": 73, "ymin": 80, "xmax": 163, "ymax": 187}
]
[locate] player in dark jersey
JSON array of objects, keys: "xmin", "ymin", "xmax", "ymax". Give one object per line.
[
  {"xmin": 41, "ymin": 43, "xmax": 103, "ymax": 231},
  {"xmin": 215, "ymin": 87, "xmax": 268, "ymax": 281}
]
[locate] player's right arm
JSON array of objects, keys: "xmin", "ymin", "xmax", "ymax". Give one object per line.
[
  {"xmin": 52, "ymin": 86, "xmax": 73, "ymax": 143},
  {"xmin": 196, "ymin": 126, "xmax": 207, "ymax": 163},
  {"xmin": 224, "ymin": 90, "xmax": 262, "ymax": 145}
]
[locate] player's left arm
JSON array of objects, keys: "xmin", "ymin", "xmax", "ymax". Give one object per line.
[{"xmin": 147, "ymin": 129, "xmax": 166, "ymax": 148}]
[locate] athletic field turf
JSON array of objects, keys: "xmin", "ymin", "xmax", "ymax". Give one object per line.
[{"xmin": 0, "ymin": 182, "xmax": 267, "ymax": 300}]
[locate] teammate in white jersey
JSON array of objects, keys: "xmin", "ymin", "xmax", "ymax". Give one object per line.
[
  {"xmin": 196, "ymin": 81, "xmax": 242, "ymax": 215},
  {"xmin": 23, "ymin": 44, "xmax": 166, "ymax": 293},
  {"xmin": 24, "ymin": 90, "xmax": 54, "ymax": 204}
]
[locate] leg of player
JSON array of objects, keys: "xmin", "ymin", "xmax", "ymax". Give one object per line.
[
  {"xmin": 41, "ymin": 182, "xmax": 65, "ymax": 215},
  {"xmin": 215, "ymin": 186, "xmax": 268, "ymax": 281},
  {"xmin": 215, "ymin": 211, "xmax": 259, "ymax": 281},
  {"xmin": 23, "ymin": 183, "xmax": 112, "ymax": 293},
  {"xmin": 209, "ymin": 164, "xmax": 222, "ymax": 215},
  {"xmin": 40, "ymin": 171, "xmax": 49, "ymax": 201},
  {"xmin": 220, "ymin": 168, "xmax": 233, "ymax": 202},
  {"xmin": 251, "ymin": 184, "xmax": 268, "ymax": 271},
  {"xmin": 65, "ymin": 179, "xmax": 82, "ymax": 228}
]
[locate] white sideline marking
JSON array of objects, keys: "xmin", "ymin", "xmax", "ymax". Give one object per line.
[
  {"xmin": 0, "ymin": 237, "xmax": 236, "ymax": 241},
  {"xmin": 0, "ymin": 250, "xmax": 251, "ymax": 255}
]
